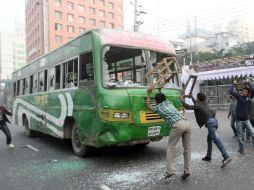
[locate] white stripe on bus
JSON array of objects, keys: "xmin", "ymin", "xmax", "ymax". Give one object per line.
[{"xmin": 66, "ymin": 93, "xmax": 73, "ymax": 116}]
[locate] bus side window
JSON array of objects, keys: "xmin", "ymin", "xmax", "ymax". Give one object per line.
[
  {"xmin": 49, "ymin": 67, "xmax": 55, "ymax": 90},
  {"xmin": 17, "ymin": 80, "xmax": 20, "ymax": 96},
  {"xmin": 55, "ymin": 65, "xmax": 61, "ymax": 90},
  {"xmin": 79, "ymin": 52, "xmax": 94, "ymax": 88},
  {"xmin": 13, "ymin": 82, "xmax": 16, "ymax": 97},
  {"xmin": 63, "ymin": 58, "xmax": 78, "ymax": 88},
  {"xmin": 33, "ymin": 74, "xmax": 38, "ymax": 93},
  {"xmin": 29, "ymin": 75, "xmax": 33, "ymax": 94},
  {"xmin": 39, "ymin": 71, "xmax": 44, "ymax": 92},
  {"xmin": 24, "ymin": 78, "xmax": 29, "ymax": 94},
  {"xmin": 22, "ymin": 78, "xmax": 26, "ymax": 95}
]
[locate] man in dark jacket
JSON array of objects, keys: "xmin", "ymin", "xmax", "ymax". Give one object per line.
[
  {"xmin": 229, "ymin": 80, "xmax": 254, "ymax": 154},
  {"xmin": 180, "ymin": 93, "xmax": 232, "ymax": 168},
  {"xmin": 0, "ymin": 105, "xmax": 14, "ymax": 148}
]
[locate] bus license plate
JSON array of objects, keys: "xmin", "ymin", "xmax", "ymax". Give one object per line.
[{"xmin": 148, "ymin": 126, "xmax": 161, "ymax": 137}]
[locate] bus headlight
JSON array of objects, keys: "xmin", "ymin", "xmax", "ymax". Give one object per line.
[
  {"xmin": 99, "ymin": 109, "xmax": 132, "ymax": 122},
  {"xmin": 113, "ymin": 112, "xmax": 129, "ymax": 119}
]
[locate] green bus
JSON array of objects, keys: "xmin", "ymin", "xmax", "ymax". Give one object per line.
[{"xmin": 12, "ymin": 29, "xmax": 183, "ymax": 156}]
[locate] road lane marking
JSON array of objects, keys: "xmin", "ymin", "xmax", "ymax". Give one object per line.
[
  {"xmin": 100, "ymin": 185, "xmax": 112, "ymax": 190},
  {"xmin": 26, "ymin": 145, "xmax": 39, "ymax": 152}
]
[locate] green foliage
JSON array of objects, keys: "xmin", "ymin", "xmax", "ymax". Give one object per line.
[{"xmin": 182, "ymin": 42, "xmax": 254, "ymax": 65}]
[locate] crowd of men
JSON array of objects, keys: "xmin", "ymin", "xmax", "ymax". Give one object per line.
[{"xmin": 146, "ymin": 79, "xmax": 254, "ymax": 180}]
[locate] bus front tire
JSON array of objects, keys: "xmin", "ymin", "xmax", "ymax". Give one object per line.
[{"xmin": 71, "ymin": 124, "xmax": 90, "ymax": 157}]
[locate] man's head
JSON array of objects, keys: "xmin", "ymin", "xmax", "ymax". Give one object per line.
[
  {"xmin": 155, "ymin": 93, "xmax": 166, "ymax": 104},
  {"xmin": 197, "ymin": 92, "xmax": 206, "ymax": 102},
  {"xmin": 242, "ymin": 87, "xmax": 250, "ymax": 97}
]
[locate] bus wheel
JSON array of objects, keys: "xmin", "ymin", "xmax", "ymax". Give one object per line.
[
  {"xmin": 24, "ymin": 117, "xmax": 36, "ymax": 138},
  {"xmin": 134, "ymin": 142, "xmax": 150, "ymax": 148},
  {"xmin": 71, "ymin": 124, "xmax": 90, "ymax": 157}
]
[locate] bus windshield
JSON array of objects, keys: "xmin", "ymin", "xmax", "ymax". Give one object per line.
[{"xmin": 102, "ymin": 45, "xmax": 181, "ymax": 89}]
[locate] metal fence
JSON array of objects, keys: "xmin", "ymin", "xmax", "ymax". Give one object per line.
[{"xmin": 200, "ymin": 84, "xmax": 231, "ymax": 110}]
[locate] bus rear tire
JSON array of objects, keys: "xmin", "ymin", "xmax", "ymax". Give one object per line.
[
  {"xmin": 71, "ymin": 124, "xmax": 90, "ymax": 157},
  {"xmin": 24, "ymin": 117, "xmax": 36, "ymax": 138}
]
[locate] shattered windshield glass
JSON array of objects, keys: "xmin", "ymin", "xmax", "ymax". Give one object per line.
[{"xmin": 102, "ymin": 45, "xmax": 181, "ymax": 89}]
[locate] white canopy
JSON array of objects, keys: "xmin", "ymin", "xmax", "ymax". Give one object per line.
[{"xmin": 182, "ymin": 65, "xmax": 254, "ymax": 81}]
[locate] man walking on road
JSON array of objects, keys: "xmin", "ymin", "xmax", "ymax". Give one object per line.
[
  {"xmin": 228, "ymin": 95, "xmax": 237, "ymax": 137},
  {"xmin": 146, "ymin": 86, "xmax": 192, "ymax": 180},
  {"xmin": 229, "ymin": 80, "xmax": 254, "ymax": 154},
  {"xmin": 0, "ymin": 105, "xmax": 14, "ymax": 148},
  {"xmin": 180, "ymin": 93, "xmax": 232, "ymax": 168}
]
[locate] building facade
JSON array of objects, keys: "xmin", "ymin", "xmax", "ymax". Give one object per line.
[
  {"xmin": 26, "ymin": 0, "xmax": 124, "ymax": 63},
  {"xmin": 0, "ymin": 23, "xmax": 26, "ymax": 79}
]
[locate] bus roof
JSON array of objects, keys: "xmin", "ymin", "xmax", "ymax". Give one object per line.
[
  {"xmin": 12, "ymin": 29, "xmax": 175, "ymax": 79},
  {"xmin": 98, "ymin": 29, "xmax": 175, "ymax": 54}
]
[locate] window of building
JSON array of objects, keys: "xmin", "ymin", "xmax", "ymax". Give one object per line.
[
  {"xmin": 109, "ymin": 12, "xmax": 114, "ymax": 19},
  {"xmin": 67, "ymin": 14, "xmax": 74, "ymax": 22},
  {"xmin": 79, "ymin": 28, "xmax": 86, "ymax": 33},
  {"xmin": 118, "ymin": 5, "xmax": 122, "ymax": 13},
  {"xmin": 55, "ymin": 11, "xmax": 62, "ymax": 19},
  {"xmin": 109, "ymin": 23, "xmax": 115, "ymax": 28},
  {"xmin": 55, "ymin": 0, "xmax": 62, "ymax": 7},
  {"xmin": 67, "ymin": 25, "xmax": 75, "ymax": 32},
  {"xmin": 118, "ymin": 15, "xmax": 122, "ymax": 22},
  {"xmin": 100, "ymin": 0, "xmax": 105, "ymax": 7},
  {"xmin": 99, "ymin": 10, "xmax": 105, "ymax": 17},
  {"xmin": 99, "ymin": 21, "xmax": 105, "ymax": 28},
  {"xmin": 89, "ymin": 19, "xmax": 96, "ymax": 27},
  {"xmin": 79, "ymin": 16, "xmax": 85, "ymax": 24},
  {"xmin": 67, "ymin": 1, "xmax": 74, "ymax": 9},
  {"xmin": 109, "ymin": 2, "xmax": 114, "ymax": 9},
  {"xmin": 55, "ymin": 23, "xmax": 62, "ymax": 31},
  {"xmin": 55, "ymin": 35, "xmax": 63, "ymax": 44},
  {"xmin": 89, "ymin": 7, "xmax": 95, "ymax": 15},
  {"xmin": 68, "ymin": 37, "xmax": 73, "ymax": 41},
  {"xmin": 78, "ymin": 5, "xmax": 85, "ymax": 12}
]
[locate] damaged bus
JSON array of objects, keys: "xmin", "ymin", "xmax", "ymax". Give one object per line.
[{"xmin": 12, "ymin": 29, "xmax": 183, "ymax": 156}]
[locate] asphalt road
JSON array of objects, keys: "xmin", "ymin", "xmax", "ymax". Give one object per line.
[{"xmin": 1, "ymin": 111, "xmax": 254, "ymax": 190}]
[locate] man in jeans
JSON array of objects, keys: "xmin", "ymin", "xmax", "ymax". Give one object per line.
[
  {"xmin": 180, "ymin": 93, "xmax": 232, "ymax": 168},
  {"xmin": 228, "ymin": 95, "xmax": 237, "ymax": 137},
  {"xmin": 229, "ymin": 80, "xmax": 254, "ymax": 154},
  {"xmin": 0, "ymin": 105, "xmax": 14, "ymax": 148},
  {"xmin": 146, "ymin": 86, "xmax": 192, "ymax": 180}
]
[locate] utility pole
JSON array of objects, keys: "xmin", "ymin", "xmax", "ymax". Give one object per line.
[{"xmin": 132, "ymin": 0, "xmax": 146, "ymax": 32}]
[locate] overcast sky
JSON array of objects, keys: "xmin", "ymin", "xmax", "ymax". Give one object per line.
[{"xmin": 1, "ymin": 0, "xmax": 254, "ymax": 40}]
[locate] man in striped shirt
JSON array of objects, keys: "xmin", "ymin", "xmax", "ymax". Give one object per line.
[{"xmin": 146, "ymin": 86, "xmax": 192, "ymax": 180}]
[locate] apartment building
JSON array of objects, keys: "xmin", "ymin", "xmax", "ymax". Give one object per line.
[{"xmin": 26, "ymin": 0, "xmax": 124, "ymax": 63}]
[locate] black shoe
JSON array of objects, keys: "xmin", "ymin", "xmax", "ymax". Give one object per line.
[
  {"xmin": 221, "ymin": 157, "xmax": 232, "ymax": 168},
  {"xmin": 163, "ymin": 172, "xmax": 174, "ymax": 179},
  {"xmin": 202, "ymin": 156, "xmax": 211, "ymax": 162},
  {"xmin": 181, "ymin": 171, "xmax": 190, "ymax": 180},
  {"xmin": 238, "ymin": 149, "xmax": 245, "ymax": 154},
  {"xmin": 232, "ymin": 135, "xmax": 237, "ymax": 138}
]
